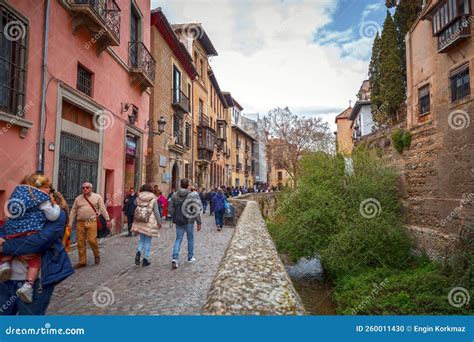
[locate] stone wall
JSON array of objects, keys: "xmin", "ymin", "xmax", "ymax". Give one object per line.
[
  {"xmin": 356, "ymin": 121, "xmax": 473, "ymax": 260},
  {"xmin": 202, "ymin": 200, "xmax": 305, "ymax": 315}
]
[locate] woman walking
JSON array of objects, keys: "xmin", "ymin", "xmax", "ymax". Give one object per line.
[
  {"xmin": 212, "ymin": 188, "xmax": 227, "ymax": 231},
  {"xmin": 132, "ymin": 184, "xmax": 162, "ymax": 267}
]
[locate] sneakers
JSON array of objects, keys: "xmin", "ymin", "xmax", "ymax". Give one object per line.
[
  {"xmin": 0, "ymin": 262, "xmax": 12, "ymax": 282},
  {"xmin": 171, "ymin": 259, "xmax": 179, "ymax": 269},
  {"xmin": 187, "ymin": 257, "xmax": 196, "ymax": 263},
  {"xmin": 142, "ymin": 258, "xmax": 151, "ymax": 267},
  {"xmin": 16, "ymin": 282, "xmax": 33, "ymax": 304},
  {"xmin": 135, "ymin": 251, "xmax": 141, "ymax": 265}
]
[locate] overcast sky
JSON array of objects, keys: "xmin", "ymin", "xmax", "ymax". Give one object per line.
[{"xmin": 151, "ymin": 0, "xmax": 386, "ymax": 131}]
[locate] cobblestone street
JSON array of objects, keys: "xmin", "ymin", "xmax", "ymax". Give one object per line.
[{"xmin": 47, "ymin": 214, "xmax": 233, "ymax": 315}]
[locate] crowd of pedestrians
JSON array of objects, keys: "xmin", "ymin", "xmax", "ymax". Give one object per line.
[{"xmin": 0, "ymin": 172, "xmax": 276, "ymax": 315}]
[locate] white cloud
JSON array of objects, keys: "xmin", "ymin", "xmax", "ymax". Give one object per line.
[{"xmin": 152, "ymin": 0, "xmax": 373, "ymax": 131}]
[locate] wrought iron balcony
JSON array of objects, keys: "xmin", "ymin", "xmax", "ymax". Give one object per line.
[
  {"xmin": 236, "ymin": 162, "xmax": 242, "ymax": 171},
  {"xmin": 198, "ymin": 126, "xmax": 215, "ymax": 163},
  {"xmin": 69, "ymin": 0, "xmax": 121, "ymax": 54},
  {"xmin": 437, "ymin": 18, "xmax": 471, "ymax": 53},
  {"xmin": 172, "ymin": 88, "xmax": 190, "ymax": 113},
  {"xmin": 199, "ymin": 112, "xmax": 210, "ymax": 127},
  {"xmin": 129, "ymin": 42, "xmax": 156, "ymax": 90}
]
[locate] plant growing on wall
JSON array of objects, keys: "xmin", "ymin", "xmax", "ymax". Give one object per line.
[{"xmin": 391, "ymin": 128, "xmax": 412, "ymax": 153}]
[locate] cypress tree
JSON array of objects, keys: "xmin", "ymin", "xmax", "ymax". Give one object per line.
[
  {"xmin": 379, "ymin": 11, "xmax": 405, "ymax": 123},
  {"xmin": 369, "ymin": 32, "xmax": 382, "ymax": 117},
  {"xmin": 387, "ymin": 0, "xmax": 424, "ymax": 89}
]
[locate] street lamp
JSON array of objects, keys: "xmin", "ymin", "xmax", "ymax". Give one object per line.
[{"xmin": 146, "ymin": 116, "xmax": 167, "ymax": 136}]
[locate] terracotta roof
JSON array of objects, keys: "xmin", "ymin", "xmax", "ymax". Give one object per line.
[
  {"xmin": 150, "ymin": 9, "xmax": 198, "ymax": 79},
  {"xmin": 171, "ymin": 23, "xmax": 218, "ymax": 57},
  {"xmin": 335, "ymin": 106, "xmax": 352, "ymax": 123}
]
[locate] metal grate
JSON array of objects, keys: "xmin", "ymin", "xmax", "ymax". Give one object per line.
[
  {"xmin": 76, "ymin": 65, "xmax": 93, "ymax": 96},
  {"xmin": 0, "ymin": 4, "xmax": 27, "ymax": 116},
  {"xmin": 58, "ymin": 132, "xmax": 99, "ymax": 206}
]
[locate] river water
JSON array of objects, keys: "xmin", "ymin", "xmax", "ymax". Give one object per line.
[{"xmin": 285, "ymin": 257, "xmax": 337, "ymax": 315}]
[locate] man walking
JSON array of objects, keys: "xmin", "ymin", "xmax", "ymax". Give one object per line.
[
  {"xmin": 208, "ymin": 187, "xmax": 216, "ymax": 216},
  {"xmin": 69, "ymin": 182, "xmax": 111, "ymax": 269},
  {"xmin": 199, "ymin": 187, "xmax": 208, "ymax": 214},
  {"xmin": 169, "ymin": 179, "xmax": 202, "ymax": 269},
  {"xmin": 123, "ymin": 187, "xmax": 137, "ymax": 237}
]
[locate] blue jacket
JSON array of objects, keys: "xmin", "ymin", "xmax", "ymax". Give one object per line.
[
  {"xmin": 1, "ymin": 210, "xmax": 74, "ymax": 287},
  {"xmin": 212, "ymin": 193, "xmax": 227, "ymax": 212}
]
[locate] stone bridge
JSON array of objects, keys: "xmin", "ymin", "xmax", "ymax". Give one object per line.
[{"xmin": 47, "ymin": 193, "xmax": 305, "ymax": 315}]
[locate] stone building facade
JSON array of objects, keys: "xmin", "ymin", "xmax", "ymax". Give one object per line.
[
  {"xmin": 148, "ymin": 9, "xmax": 197, "ymax": 193},
  {"xmin": 356, "ymin": 0, "xmax": 474, "ymax": 259}
]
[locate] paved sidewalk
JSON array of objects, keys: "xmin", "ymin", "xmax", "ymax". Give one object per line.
[{"xmin": 47, "ymin": 214, "xmax": 233, "ymax": 315}]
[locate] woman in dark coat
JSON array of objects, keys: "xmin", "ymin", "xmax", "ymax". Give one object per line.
[{"xmin": 0, "ymin": 203, "xmax": 73, "ymax": 315}]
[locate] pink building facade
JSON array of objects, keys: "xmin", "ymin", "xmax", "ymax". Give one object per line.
[{"xmin": 0, "ymin": 0, "xmax": 154, "ymax": 232}]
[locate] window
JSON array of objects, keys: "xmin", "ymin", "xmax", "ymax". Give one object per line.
[
  {"xmin": 185, "ymin": 123, "xmax": 191, "ymax": 148},
  {"xmin": 77, "ymin": 65, "xmax": 93, "ymax": 96},
  {"xmin": 418, "ymin": 85, "xmax": 430, "ymax": 115},
  {"xmin": 173, "ymin": 114, "xmax": 183, "ymax": 146},
  {"xmin": 451, "ymin": 66, "xmax": 470, "ymax": 102},
  {"xmin": 173, "ymin": 65, "xmax": 181, "ymax": 102},
  {"xmin": 185, "ymin": 164, "xmax": 190, "ymax": 179},
  {"xmin": 0, "ymin": 4, "xmax": 27, "ymax": 116},
  {"xmin": 200, "ymin": 59, "xmax": 204, "ymax": 81},
  {"xmin": 278, "ymin": 171, "xmax": 283, "ymax": 181}
]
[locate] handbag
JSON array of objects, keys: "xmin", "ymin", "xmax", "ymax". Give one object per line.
[{"xmin": 84, "ymin": 195, "xmax": 110, "ymax": 238}]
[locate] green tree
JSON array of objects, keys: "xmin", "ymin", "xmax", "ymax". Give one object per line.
[
  {"xmin": 378, "ymin": 11, "xmax": 406, "ymax": 123},
  {"xmin": 387, "ymin": 0, "xmax": 424, "ymax": 89},
  {"xmin": 369, "ymin": 33, "xmax": 382, "ymax": 118}
]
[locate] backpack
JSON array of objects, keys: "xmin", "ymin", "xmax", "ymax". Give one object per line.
[
  {"xmin": 134, "ymin": 200, "xmax": 153, "ymax": 223},
  {"xmin": 173, "ymin": 193, "xmax": 191, "ymax": 226}
]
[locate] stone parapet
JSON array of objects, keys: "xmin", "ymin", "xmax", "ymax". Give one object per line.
[{"xmin": 202, "ymin": 200, "xmax": 305, "ymax": 315}]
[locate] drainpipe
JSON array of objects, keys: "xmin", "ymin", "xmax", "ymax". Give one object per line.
[{"xmin": 37, "ymin": 0, "xmax": 51, "ymax": 173}]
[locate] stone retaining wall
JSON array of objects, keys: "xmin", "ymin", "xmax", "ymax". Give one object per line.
[
  {"xmin": 357, "ymin": 121, "xmax": 473, "ymax": 260},
  {"xmin": 202, "ymin": 200, "xmax": 306, "ymax": 315}
]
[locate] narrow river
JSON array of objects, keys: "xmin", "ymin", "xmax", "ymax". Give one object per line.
[{"xmin": 285, "ymin": 257, "xmax": 337, "ymax": 315}]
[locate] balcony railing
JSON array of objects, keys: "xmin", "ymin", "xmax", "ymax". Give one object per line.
[
  {"xmin": 437, "ymin": 18, "xmax": 471, "ymax": 53},
  {"xmin": 172, "ymin": 88, "xmax": 190, "ymax": 113},
  {"xmin": 129, "ymin": 42, "xmax": 156, "ymax": 90},
  {"xmin": 69, "ymin": 0, "xmax": 121, "ymax": 53},
  {"xmin": 236, "ymin": 162, "xmax": 242, "ymax": 171},
  {"xmin": 198, "ymin": 125, "xmax": 215, "ymax": 163},
  {"xmin": 199, "ymin": 112, "xmax": 210, "ymax": 127}
]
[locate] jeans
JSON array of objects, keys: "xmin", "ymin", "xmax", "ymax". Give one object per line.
[
  {"xmin": 201, "ymin": 201, "xmax": 208, "ymax": 213},
  {"xmin": 215, "ymin": 209, "xmax": 224, "ymax": 227},
  {"xmin": 209, "ymin": 201, "xmax": 214, "ymax": 215},
  {"xmin": 172, "ymin": 223, "xmax": 194, "ymax": 261},
  {"xmin": 0, "ymin": 279, "xmax": 55, "ymax": 315},
  {"xmin": 127, "ymin": 214, "xmax": 134, "ymax": 233},
  {"xmin": 137, "ymin": 234, "xmax": 152, "ymax": 259}
]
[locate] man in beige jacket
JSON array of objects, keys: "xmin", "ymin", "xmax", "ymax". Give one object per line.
[{"xmin": 69, "ymin": 182, "xmax": 111, "ymax": 269}]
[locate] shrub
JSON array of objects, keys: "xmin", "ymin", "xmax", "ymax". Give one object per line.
[
  {"xmin": 391, "ymin": 128, "xmax": 412, "ymax": 153},
  {"xmin": 334, "ymin": 261, "xmax": 473, "ymax": 315},
  {"xmin": 268, "ymin": 148, "xmax": 411, "ymax": 269}
]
